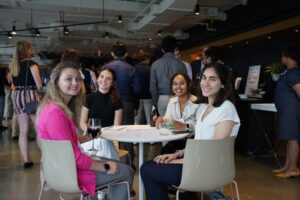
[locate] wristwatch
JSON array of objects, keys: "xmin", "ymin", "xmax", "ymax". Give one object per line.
[
  {"xmin": 186, "ymin": 123, "xmax": 190, "ymax": 130},
  {"xmin": 104, "ymin": 163, "xmax": 110, "ymax": 172}
]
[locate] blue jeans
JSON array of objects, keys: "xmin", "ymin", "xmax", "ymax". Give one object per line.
[
  {"xmin": 157, "ymin": 95, "xmax": 170, "ymax": 116},
  {"xmin": 136, "ymin": 99, "xmax": 152, "ymax": 125}
]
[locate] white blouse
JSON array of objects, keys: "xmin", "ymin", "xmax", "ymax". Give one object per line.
[
  {"xmin": 164, "ymin": 95, "xmax": 199, "ymax": 126},
  {"xmin": 195, "ymin": 100, "xmax": 240, "ymax": 140}
]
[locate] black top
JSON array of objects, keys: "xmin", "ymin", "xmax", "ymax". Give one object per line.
[
  {"xmin": 83, "ymin": 91, "xmax": 123, "ymax": 127},
  {"xmin": 12, "ymin": 60, "xmax": 37, "ymax": 87}
]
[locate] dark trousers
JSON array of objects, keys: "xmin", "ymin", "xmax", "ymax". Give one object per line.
[
  {"xmin": 121, "ymin": 100, "xmax": 135, "ymax": 163},
  {"xmin": 141, "ymin": 161, "xmax": 197, "ymax": 200}
]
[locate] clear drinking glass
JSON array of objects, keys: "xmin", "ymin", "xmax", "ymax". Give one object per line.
[
  {"xmin": 163, "ymin": 118, "xmax": 173, "ymax": 130},
  {"xmin": 87, "ymin": 118, "xmax": 101, "ymax": 152}
]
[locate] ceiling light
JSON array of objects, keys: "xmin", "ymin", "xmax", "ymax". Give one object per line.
[
  {"xmin": 148, "ymin": 37, "xmax": 152, "ymax": 41},
  {"xmin": 295, "ymin": 29, "xmax": 299, "ymax": 33},
  {"xmin": 63, "ymin": 26, "xmax": 69, "ymax": 35},
  {"xmin": 11, "ymin": 25, "xmax": 17, "ymax": 35},
  {"xmin": 157, "ymin": 30, "xmax": 162, "ymax": 36},
  {"xmin": 118, "ymin": 15, "xmax": 122, "ymax": 23},
  {"xmin": 7, "ymin": 32, "xmax": 12, "ymax": 39},
  {"xmin": 35, "ymin": 29, "xmax": 40, "ymax": 37},
  {"xmin": 105, "ymin": 32, "xmax": 109, "ymax": 38},
  {"xmin": 267, "ymin": 36, "xmax": 271, "ymax": 39},
  {"xmin": 195, "ymin": 4, "xmax": 200, "ymax": 15}
]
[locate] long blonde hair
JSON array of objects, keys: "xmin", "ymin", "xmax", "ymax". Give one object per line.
[
  {"xmin": 37, "ymin": 62, "xmax": 83, "ymax": 126},
  {"xmin": 9, "ymin": 40, "xmax": 32, "ymax": 76}
]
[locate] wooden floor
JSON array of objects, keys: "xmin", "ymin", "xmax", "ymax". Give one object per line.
[{"xmin": 0, "ymin": 120, "xmax": 299, "ymax": 200}]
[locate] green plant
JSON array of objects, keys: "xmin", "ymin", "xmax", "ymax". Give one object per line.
[{"xmin": 265, "ymin": 62, "xmax": 285, "ymax": 74}]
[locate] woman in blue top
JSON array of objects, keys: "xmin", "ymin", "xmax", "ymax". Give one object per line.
[{"xmin": 273, "ymin": 46, "xmax": 300, "ymax": 178}]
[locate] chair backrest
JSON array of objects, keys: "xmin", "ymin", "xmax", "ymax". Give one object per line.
[
  {"xmin": 179, "ymin": 137, "xmax": 235, "ymax": 192},
  {"xmin": 40, "ymin": 139, "xmax": 82, "ymax": 193}
]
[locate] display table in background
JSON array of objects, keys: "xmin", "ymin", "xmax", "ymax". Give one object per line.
[{"xmin": 250, "ymin": 103, "xmax": 281, "ymax": 167}]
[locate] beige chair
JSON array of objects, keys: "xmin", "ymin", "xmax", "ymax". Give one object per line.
[
  {"xmin": 38, "ymin": 139, "xmax": 130, "ymax": 200},
  {"xmin": 176, "ymin": 137, "xmax": 240, "ymax": 200}
]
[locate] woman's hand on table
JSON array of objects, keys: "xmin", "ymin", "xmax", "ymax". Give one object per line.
[
  {"xmin": 155, "ymin": 116, "xmax": 164, "ymax": 128},
  {"xmin": 153, "ymin": 153, "xmax": 177, "ymax": 164},
  {"xmin": 172, "ymin": 120, "xmax": 187, "ymax": 130}
]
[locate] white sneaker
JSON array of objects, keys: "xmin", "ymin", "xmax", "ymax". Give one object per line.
[{"xmin": 97, "ymin": 190, "xmax": 106, "ymax": 200}]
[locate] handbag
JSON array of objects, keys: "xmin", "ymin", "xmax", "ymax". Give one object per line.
[
  {"xmin": 24, "ymin": 100, "xmax": 38, "ymax": 114},
  {"xmin": 24, "ymin": 61, "xmax": 39, "ymax": 114}
]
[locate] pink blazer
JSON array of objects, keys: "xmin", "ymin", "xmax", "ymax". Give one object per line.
[{"xmin": 37, "ymin": 103, "xmax": 96, "ymax": 195}]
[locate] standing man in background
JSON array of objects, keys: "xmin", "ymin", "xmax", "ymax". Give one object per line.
[
  {"xmin": 174, "ymin": 47, "xmax": 192, "ymax": 80},
  {"xmin": 150, "ymin": 36, "xmax": 186, "ymax": 116},
  {"xmin": 134, "ymin": 51, "xmax": 152, "ymax": 125},
  {"xmin": 104, "ymin": 42, "xmax": 141, "ymax": 166}
]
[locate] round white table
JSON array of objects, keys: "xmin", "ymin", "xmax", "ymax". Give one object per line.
[{"xmin": 101, "ymin": 125, "xmax": 189, "ymax": 200}]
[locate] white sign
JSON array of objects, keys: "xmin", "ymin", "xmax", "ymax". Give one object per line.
[{"xmin": 245, "ymin": 65, "xmax": 261, "ymax": 96}]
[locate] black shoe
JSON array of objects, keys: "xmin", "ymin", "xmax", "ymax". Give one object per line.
[
  {"xmin": 12, "ymin": 136, "xmax": 19, "ymax": 140},
  {"xmin": 130, "ymin": 190, "xmax": 136, "ymax": 197},
  {"xmin": 23, "ymin": 161, "xmax": 34, "ymax": 169},
  {"xmin": 0, "ymin": 125, "xmax": 7, "ymax": 130},
  {"xmin": 131, "ymin": 164, "xmax": 137, "ymax": 173}
]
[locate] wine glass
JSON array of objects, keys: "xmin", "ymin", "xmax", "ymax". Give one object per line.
[{"xmin": 87, "ymin": 118, "xmax": 101, "ymax": 152}]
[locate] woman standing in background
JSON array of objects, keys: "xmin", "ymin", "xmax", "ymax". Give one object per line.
[
  {"xmin": 9, "ymin": 40, "xmax": 42, "ymax": 168},
  {"xmin": 273, "ymin": 46, "xmax": 300, "ymax": 178}
]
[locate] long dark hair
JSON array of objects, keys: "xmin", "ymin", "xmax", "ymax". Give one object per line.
[
  {"xmin": 195, "ymin": 62, "xmax": 235, "ymax": 107},
  {"xmin": 99, "ymin": 67, "xmax": 121, "ymax": 105}
]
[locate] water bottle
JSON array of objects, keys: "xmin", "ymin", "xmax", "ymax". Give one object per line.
[{"xmin": 150, "ymin": 105, "xmax": 158, "ymax": 127}]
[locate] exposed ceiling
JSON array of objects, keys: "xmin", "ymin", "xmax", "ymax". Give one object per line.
[{"xmin": 0, "ymin": 0, "xmax": 246, "ymax": 60}]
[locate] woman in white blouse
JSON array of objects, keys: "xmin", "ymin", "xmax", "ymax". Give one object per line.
[
  {"xmin": 155, "ymin": 72, "xmax": 199, "ymax": 154},
  {"xmin": 141, "ymin": 62, "xmax": 240, "ymax": 200}
]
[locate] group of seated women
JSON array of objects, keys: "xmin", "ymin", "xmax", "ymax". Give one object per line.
[{"xmin": 36, "ymin": 60, "xmax": 240, "ymax": 200}]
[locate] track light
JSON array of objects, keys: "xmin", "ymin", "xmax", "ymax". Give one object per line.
[
  {"xmin": 157, "ymin": 30, "xmax": 162, "ymax": 36},
  {"xmin": 118, "ymin": 15, "xmax": 122, "ymax": 23},
  {"xmin": 63, "ymin": 26, "xmax": 69, "ymax": 35},
  {"xmin": 35, "ymin": 29, "xmax": 40, "ymax": 37},
  {"xmin": 105, "ymin": 32, "xmax": 109, "ymax": 38},
  {"xmin": 194, "ymin": 4, "xmax": 200, "ymax": 15},
  {"xmin": 11, "ymin": 25, "xmax": 17, "ymax": 35}
]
